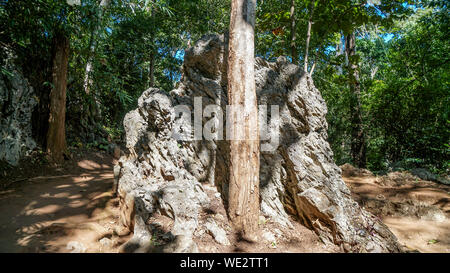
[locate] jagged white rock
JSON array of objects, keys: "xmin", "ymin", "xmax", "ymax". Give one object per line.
[
  {"xmin": 116, "ymin": 34, "xmax": 401, "ymax": 253},
  {"xmin": 0, "ymin": 54, "xmax": 37, "ymax": 166},
  {"xmin": 204, "ymin": 217, "xmax": 230, "ymax": 246}
]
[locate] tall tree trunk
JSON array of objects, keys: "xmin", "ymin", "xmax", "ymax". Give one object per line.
[
  {"xmin": 290, "ymin": 0, "xmax": 297, "ymax": 64},
  {"xmin": 83, "ymin": 0, "xmax": 109, "ymax": 95},
  {"xmin": 345, "ymin": 32, "xmax": 366, "ymax": 168},
  {"xmin": 83, "ymin": 41, "xmax": 94, "ymax": 96},
  {"xmin": 336, "ymin": 33, "xmax": 345, "ymax": 75},
  {"xmin": 147, "ymin": 1, "xmax": 155, "ymax": 88},
  {"xmin": 83, "ymin": 0, "xmax": 109, "ymax": 123},
  {"xmin": 304, "ymin": 0, "xmax": 314, "ymax": 72},
  {"xmin": 47, "ymin": 32, "xmax": 69, "ymax": 164},
  {"xmin": 227, "ymin": 0, "xmax": 260, "ymax": 241},
  {"xmin": 148, "ymin": 51, "xmax": 155, "ymax": 88},
  {"xmin": 309, "ymin": 56, "xmax": 316, "ymax": 76}
]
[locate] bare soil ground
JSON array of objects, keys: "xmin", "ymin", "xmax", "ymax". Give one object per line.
[
  {"xmin": 0, "ymin": 150, "xmax": 334, "ymax": 253},
  {"xmin": 0, "ymin": 152, "xmax": 448, "ymax": 253},
  {"xmin": 341, "ymin": 164, "xmax": 450, "ymax": 253},
  {"xmin": 0, "ymin": 150, "xmax": 132, "ymax": 253}
]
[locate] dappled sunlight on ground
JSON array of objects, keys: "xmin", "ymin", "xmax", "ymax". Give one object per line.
[
  {"xmin": 2, "ymin": 153, "xmax": 448, "ymax": 253},
  {"xmin": 383, "ymin": 217, "xmax": 450, "ymax": 253},
  {"xmin": 0, "ymin": 152, "xmax": 131, "ymax": 253},
  {"xmin": 344, "ymin": 170, "xmax": 450, "ymax": 253},
  {"xmin": 77, "ymin": 159, "xmax": 110, "ymax": 171}
]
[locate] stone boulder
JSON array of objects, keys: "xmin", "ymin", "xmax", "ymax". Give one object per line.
[
  {"xmin": 0, "ymin": 52, "xmax": 37, "ymax": 166},
  {"xmin": 115, "ymin": 34, "xmax": 401, "ymax": 253}
]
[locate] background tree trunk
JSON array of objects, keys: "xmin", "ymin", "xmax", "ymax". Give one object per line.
[
  {"xmin": 83, "ymin": 0, "xmax": 109, "ymax": 125},
  {"xmin": 83, "ymin": 0, "xmax": 109, "ymax": 95},
  {"xmin": 290, "ymin": 0, "xmax": 297, "ymax": 64},
  {"xmin": 47, "ymin": 32, "xmax": 69, "ymax": 164},
  {"xmin": 304, "ymin": 0, "xmax": 314, "ymax": 72},
  {"xmin": 148, "ymin": 51, "xmax": 155, "ymax": 88},
  {"xmin": 336, "ymin": 33, "xmax": 345, "ymax": 75},
  {"xmin": 227, "ymin": 0, "xmax": 260, "ymax": 241},
  {"xmin": 345, "ymin": 32, "xmax": 366, "ymax": 168}
]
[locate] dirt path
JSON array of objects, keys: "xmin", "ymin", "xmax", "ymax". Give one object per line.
[
  {"xmin": 0, "ymin": 150, "xmax": 333, "ymax": 253},
  {"xmin": 0, "ymin": 151, "xmax": 333, "ymax": 253},
  {"xmin": 0, "ymin": 152, "xmax": 131, "ymax": 253},
  {"xmin": 1, "ymin": 154, "xmax": 448, "ymax": 253},
  {"xmin": 342, "ymin": 165, "xmax": 450, "ymax": 253}
]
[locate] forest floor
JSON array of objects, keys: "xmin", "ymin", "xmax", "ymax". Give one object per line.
[
  {"xmin": 0, "ymin": 150, "xmax": 448, "ymax": 253},
  {"xmin": 0, "ymin": 150, "xmax": 132, "ymax": 253},
  {"xmin": 342, "ymin": 164, "xmax": 450, "ymax": 253}
]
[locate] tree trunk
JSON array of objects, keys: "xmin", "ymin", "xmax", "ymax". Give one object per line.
[
  {"xmin": 147, "ymin": 1, "xmax": 155, "ymax": 88},
  {"xmin": 47, "ymin": 32, "xmax": 69, "ymax": 164},
  {"xmin": 304, "ymin": 0, "xmax": 314, "ymax": 72},
  {"xmin": 345, "ymin": 32, "xmax": 366, "ymax": 168},
  {"xmin": 83, "ymin": 0, "xmax": 109, "ymax": 94},
  {"xmin": 83, "ymin": 0, "xmax": 109, "ymax": 124},
  {"xmin": 290, "ymin": 0, "xmax": 297, "ymax": 64},
  {"xmin": 83, "ymin": 0, "xmax": 109, "ymax": 95},
  {"xmin": 83, "ymin": 49, "xmax": 94, "ymax": 95},
  {"xmin": 309, "ymin": 59, "xmax": 316, "ymax": 76},
  {"xmin": 336, "ymin": 33, "xmax": 345, "ymax": 75},
  {"xmin": 148, "ymin": 51, "xmax": 155, "ymax": 88},
  {"xmin": 227, "ymin": 0, "xmax": 260, "ymax": 241}
]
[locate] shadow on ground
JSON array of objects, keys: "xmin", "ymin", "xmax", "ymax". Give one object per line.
[
  {"xmin": 344, "ymin": 172, "xmax": 450, "ymax": 253},
  {"xmin": 0, "ymin": 152, "xmax": 131, "ymax": 253}
]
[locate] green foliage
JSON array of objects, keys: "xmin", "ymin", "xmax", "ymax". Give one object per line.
[
  {"xmin": 1, "ymin": 0, "xmax": 230, "ymax": 146},
  {"xmin": 0, "ymin": 0, "xmax": 447, "ymax": 174},
  {"xmin": 315, "ymin": 3, "xmax": 449, "ymax": 172}
]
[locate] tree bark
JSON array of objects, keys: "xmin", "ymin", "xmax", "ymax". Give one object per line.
[
  {"xmin": 148, "ymin": 51, "xmax": 155, "ymax": 88},
  {"xmin": 147, "ymin": 1, "xmax": 155, "ymax": 88},
  {"xmin": 304, "ymin": 0, "xmax": 314, "ymax": 72},
  {"xmin": 345, "ymin": 32, "xmax": 366, "ymax": 168},
  {"xmin": 82, "ymin": 0, "xmax": 109, "ymax": 127},
  {"xmin": 309, "ymin": 60, "xmax": 316, "ymax": 76},
  {"xmin": 227, "ymin": 0, "xmax": 260, "ymax": 241},
  {"xmin": 47, "ymin": 32, "xmax": 69, "ymax": 164},
  {"xmin": 83, "ymin": 0, "xmax": 109, "ymax": 95},
  {"xmin": 290, "ymin": 0, "xmax": 297, "ymax": 64},
  {"xmin": 336, "ymin": 33, "xmax": 345, "ymax": 75}
]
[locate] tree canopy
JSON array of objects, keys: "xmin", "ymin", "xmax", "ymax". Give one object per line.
[{"xmin": 0, "ymin": 0, "xmax": 448, "ymax": 173}]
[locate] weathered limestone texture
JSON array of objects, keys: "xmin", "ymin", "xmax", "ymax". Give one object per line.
[{"xmin": 116, "ymin": 34, "xmax": 401, "ymax": 253}]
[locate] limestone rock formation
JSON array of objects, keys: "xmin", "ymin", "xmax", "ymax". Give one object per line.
[
  {"xmin": 0, "ymin": 53, "xmax": 37, "ymax": 166},
  {"xmin": 115, "ymin": 34, "xmax": 401, "ymax": 253}
]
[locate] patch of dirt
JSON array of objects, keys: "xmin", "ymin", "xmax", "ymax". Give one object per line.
[
  {"xmin": 342, "ymin": 166, "xmax": 450, "ymax": 253},
  {"xmin": 194, "ymin": 215, "xmax": 337, "ymax": 253},
  {"xmin": 0, "ymin": 149, "xmax": 132, "ymax": 253}
]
